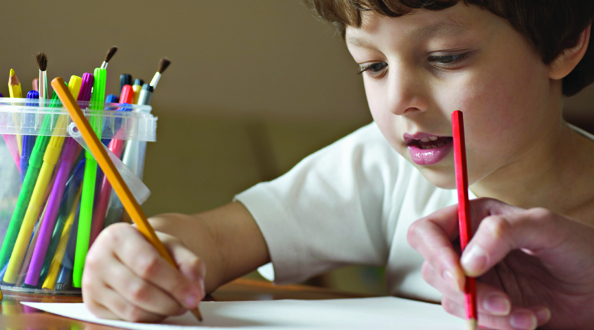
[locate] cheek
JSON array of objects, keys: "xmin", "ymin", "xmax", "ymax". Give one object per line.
[
  {"xmin": 444, "ymin": 56, "xmax": 551, "ymax": 179},
  {"xmin": 365, "ymin": 80, "xmax": 402, "ymax": 146},
  {"xmin": 453, "ymin": 60, "xmax": 547, "ymax": 141}
]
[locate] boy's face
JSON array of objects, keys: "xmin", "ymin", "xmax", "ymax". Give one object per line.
[{"xmin": 346, "ymin": 3, "xmax": 559, "ymax": 189}]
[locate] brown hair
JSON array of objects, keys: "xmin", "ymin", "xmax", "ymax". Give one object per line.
[{"xmin": 305, "ymin": 0, "xmax": 594, "ymax": 96}]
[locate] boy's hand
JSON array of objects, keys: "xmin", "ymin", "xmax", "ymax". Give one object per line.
[
  {"xmin": 408, "ymin": 198, "xmax": 594, "ymax": 330},
  {"xmin": 82, "ymin": 223, "xmax": 206, "ymax": 322}
]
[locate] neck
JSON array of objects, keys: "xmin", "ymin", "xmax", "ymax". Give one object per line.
[{"xmin": 470, "ymin": 90, "xmax": 594, "ymax": 218}]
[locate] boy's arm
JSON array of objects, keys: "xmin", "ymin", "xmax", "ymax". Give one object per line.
[
  {"xmin": 149, "ymin": 201, "xmax": 270, "ymax": 293},
  {"xmin": 83, "ymin": 201, "xmax": 269, "ymax": 322}
]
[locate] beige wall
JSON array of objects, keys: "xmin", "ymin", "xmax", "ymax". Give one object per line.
[{"xmin": 0, "ymin": 0, "xmax": 369, "ymax": 123}]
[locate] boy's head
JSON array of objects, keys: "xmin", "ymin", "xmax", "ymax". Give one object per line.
[
  {"xmin": 306, "ymin": 0, "xmax": 594, "ymax": 96},
  {"xmin": 304, "ymin": 1, "xmax": 594, "ymax": 189}
]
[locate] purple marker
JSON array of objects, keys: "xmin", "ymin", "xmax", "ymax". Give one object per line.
[
  {"xmin": 24, "ymin": 138, "xmax": 78, "ymax": 285},
  {"xmin": 24, "ymin": 73, "xmax": 94, "ymax": 286}
]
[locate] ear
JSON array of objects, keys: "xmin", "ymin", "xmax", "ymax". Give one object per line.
[{"xmin": 549, "ymin": 25, "xmax": 591, "ymax": 80}]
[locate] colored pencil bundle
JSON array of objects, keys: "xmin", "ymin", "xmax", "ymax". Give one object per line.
[{"xmin": 0, "ymin": 49, "xmax": 169, "ymax": 293}]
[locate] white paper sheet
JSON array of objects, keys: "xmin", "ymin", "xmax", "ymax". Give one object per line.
[{"xmin": 22, "ymin": 297, "xmax": 464, "ymax": 329}]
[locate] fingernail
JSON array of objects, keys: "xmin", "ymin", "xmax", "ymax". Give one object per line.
[
  {"xmin": 443, "ymin": 270, "xmax": 461, "ymax": 292},
  {"xmin": 461, "ymin": 245, "xmax": 488, "ymax": 275},
  {"xmin": 185, "ymin": 293, "xmax": 198, "ymax": 308},
  {"xmin": 535, "ymin": 307, "xmax": 551, "ymax": 324},
  {"xmin": 483, "ymin": 293, "xmax": 510, "ymax": 315},
  {"xmin": 510, "ymin": 311, "xmax": 537, "ymax": 330}
]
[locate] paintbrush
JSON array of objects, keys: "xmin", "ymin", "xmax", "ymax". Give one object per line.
[{"xmin": 100, "ymin": 46, "xmax": 118, "ymax": 69}]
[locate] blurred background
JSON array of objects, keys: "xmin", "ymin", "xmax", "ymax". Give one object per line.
[{"xmin": 1, "ymin": 0, "xmax": 593, "ymax": 296}]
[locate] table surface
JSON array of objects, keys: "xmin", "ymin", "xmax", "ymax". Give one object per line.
[{"xmin": 0, "ymin": 278, "xmax": 369, "ymax": 329}]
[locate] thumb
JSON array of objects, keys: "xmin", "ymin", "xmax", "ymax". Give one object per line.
[
  {"xmin": 159, "ymin": 233, "xmax": 207, "ymax": 293},
  {"xmin": 460, "ymin": 207, "xmax": 585, "ymax": 277}
]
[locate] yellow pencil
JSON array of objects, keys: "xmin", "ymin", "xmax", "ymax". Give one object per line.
[
  {"xmin": 3, "ymin": 77, "xmax": 81, "ymax": 284},
  {"xmin": 8, "ymin": 68, "xmax": 23, "ymax": 156},
  {"xmin": 52, "ymin": 77, "xmax": 203, "ymax": 321},
  {"xmin": 42, "ymin": 189, "xmax": 81, "ymax": 291}
]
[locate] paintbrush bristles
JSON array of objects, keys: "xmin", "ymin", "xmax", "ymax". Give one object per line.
[
  {"xmin": 104, "ymin": 46, "xmax": 118, "ymax": 63},
  {"xmin": 158, "ymin": 58, "xmax": 171, "ymax": 74},
  {"xmin": 36, "ymin": 53, "xmax": 48, "ymax": 71}
]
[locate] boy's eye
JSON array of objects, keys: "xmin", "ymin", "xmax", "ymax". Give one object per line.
[
  {"xmin": 427, "ymin": 53, "xmax": 470, "ymax": 66},
  {"xmin": 358, "ymin": 62, "xmax": 388, "ymax": 77}
]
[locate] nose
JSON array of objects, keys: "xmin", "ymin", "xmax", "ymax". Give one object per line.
[{"xmin": 386, "ymin": 63, "xmax": 430, "ymax": 116}]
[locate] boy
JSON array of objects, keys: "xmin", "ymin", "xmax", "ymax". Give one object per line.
[{"xmin": 85, "ymin": 1, "xmax": 594, "ymax": 329}]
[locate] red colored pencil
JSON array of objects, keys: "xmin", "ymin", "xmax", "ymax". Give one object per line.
[{"xmin": 452, "ymin": 110, "xmax": 478, "ymax": 330}]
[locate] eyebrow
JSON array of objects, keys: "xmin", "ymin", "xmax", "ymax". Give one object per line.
[
  {"xmin": 412, "ymin": 20, "xmax": 469, "ymax": 39},
  {"xmin": 346, "ymin": 20, "xmax": 470, "ymax": 48}
]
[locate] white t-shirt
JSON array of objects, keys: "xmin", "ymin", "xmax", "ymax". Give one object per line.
[{"xmin": 235, "ymin": 122, "xmax": 476, "ymax": 303}]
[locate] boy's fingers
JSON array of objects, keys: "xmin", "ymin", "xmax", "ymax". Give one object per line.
[
  {"xmin": 460, "ymin": 208, "xmax": 577, "ymax": 277},
  {"xmin": 100, "ymin": 253, "xmax": 187, "ymax": 316},
  {"xmin": 91, "ymin": 283, "xmax": 167, "ymax": 322},
  {"xmin": 422, "ymin": 262, "xmax": 511, "ymax": 316},
  {"xmin": 102, "ymin": 224, "xmax": 203, "ymax": 309},
  {"xmin": 157, "ymin": 231, "xmax": 207, "ymax": 289},
  {"xmin": 442, "ymin": 297, "xmax": 550, "ymax": 330}
]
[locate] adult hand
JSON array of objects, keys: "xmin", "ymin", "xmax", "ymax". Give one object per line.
[{"xmin": 407, "ymin": 198, "xmax": 594, "ymax": 330}]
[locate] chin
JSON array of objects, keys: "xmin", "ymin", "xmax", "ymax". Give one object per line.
[{"xmin": 416, "ymin": 167, "xmax": 457, "ymax": 190}]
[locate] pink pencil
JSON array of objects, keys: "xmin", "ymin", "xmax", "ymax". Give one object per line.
[
  {"xmin": 2, "ymin": 134, "xmax": 21, "ymax": 172},
  {"xmin": 89, "ymin": 85, "xmax": 134, "ymax": 246}
]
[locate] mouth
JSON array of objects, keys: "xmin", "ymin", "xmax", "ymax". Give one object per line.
[
  {"xmin": 405, "ymin": 135, "xmax": 453, "ymax": 150},
  {"xmin": 404, "ymin": 133, "xmax": 454, "ymax": 165}
]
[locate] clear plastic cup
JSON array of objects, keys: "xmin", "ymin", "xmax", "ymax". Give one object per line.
[{"xmin": 0, "ymin": 98, "xmax": 157, "ymax": 295}]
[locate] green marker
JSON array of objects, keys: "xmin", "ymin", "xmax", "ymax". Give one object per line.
[
  {"xmin": 0, "ymin": 92, "xmax": 64, "ymax": 271},
  {"xmin": 73, "ymin": 68, "xmax": 105, "ymax": 288}
]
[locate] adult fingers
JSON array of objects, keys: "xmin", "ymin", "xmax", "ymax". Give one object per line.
[
  {"xmin": 422, "ymin": 262, "xmax": 511, "ymax": 316},
  {"xmin": 442, "ymin": 297, "xmax": 550, "ymax": 330},
  {"xmin": 409, "ymin": 198, "xmax": 524, "ymax": 292},
  {"xmin": 408, "ymin": 205, "xmax": 466, "ymax": 292},
  {"xmin": 459, "ymin": 207, "xmax": 588, "ymax": 277}
]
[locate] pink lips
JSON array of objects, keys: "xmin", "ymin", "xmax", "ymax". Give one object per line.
[{"xmin": 404, "ymin": 133, "xmax": 453, "ymax": 165}]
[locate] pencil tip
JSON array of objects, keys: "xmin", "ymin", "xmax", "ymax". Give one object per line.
[
  {"xmin": 467, "ymin": 318, "xmax": 477, "ymax": 330},
  {"xmin": 191, "ymin": 307, "xmax": 203, "ymax": 322},
  {"xmin": 9, "ymin": 69, "xmax": 20, "ymax": 86}
]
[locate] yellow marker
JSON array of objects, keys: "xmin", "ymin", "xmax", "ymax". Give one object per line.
[
  {"xmin": 42, "ymin": 190, "xmax": 81, "ymax": 291},
  {"xmin": 133, "ymin": 83, "xmax": 142, "ymax": 104},
  {"xmin": 8, "ymin": 68, "xmax": 23, "ymax": 156},
  {"xmin": 52, "ymin": 76, "xmax": 203, "ymax": 321},
  {"xmin": 3, "ymin": 77, "xmax": 81, "ymax": 284}
]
